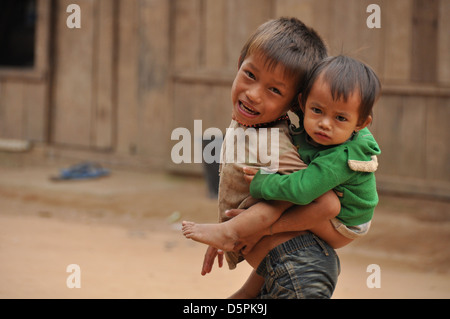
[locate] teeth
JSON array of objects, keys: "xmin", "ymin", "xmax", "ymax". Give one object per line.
[{"xmin": 240, "ymin": 102, "xmax": 259, "ymax": 115}]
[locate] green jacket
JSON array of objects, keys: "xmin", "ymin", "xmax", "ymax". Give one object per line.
[{"xmin": 250, "ymin": 127, "xmax": 381, "ymax": 226}]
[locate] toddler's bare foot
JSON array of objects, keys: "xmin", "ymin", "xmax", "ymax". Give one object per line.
[{"xmin": 182, "ymin": 221, "xmax": 239, "ymax": 251}]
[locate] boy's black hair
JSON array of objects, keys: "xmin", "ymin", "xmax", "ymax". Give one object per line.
[
  {"xmin": 299, "ymin": 55, "xmax": 381, "ymax": 123},
  {"xmin": 239, "ymin": 17, "xmax": 328, "ymax": 110}
]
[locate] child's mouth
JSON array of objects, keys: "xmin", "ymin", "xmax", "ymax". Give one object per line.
[
  {"xmin": 314, "ymin": 131, "xmax": 331, "ymax": 141},
  {"xmin": 239, "ymin": 101, "xmax": 260, "ymax": 116}
]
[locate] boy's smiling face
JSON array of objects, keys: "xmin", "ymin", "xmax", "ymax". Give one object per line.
[
  {"xmin": 231, "ymin": 53, "xmax": 298, "ymax": 127},
  {"xmin": 300, "ymin": 74, "xmax": 372, "ymax": 146}
]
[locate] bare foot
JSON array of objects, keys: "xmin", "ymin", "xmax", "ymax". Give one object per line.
[{"xmin": 182, "ymin": 221, "xmax": 239, "ymax": 251}]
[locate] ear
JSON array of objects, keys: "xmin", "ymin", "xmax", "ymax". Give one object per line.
[{"xmin": 355, "ymin": 115, "xmax": 372, "ymax": 132}]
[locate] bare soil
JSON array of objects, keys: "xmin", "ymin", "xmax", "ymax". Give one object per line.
[{"xmin": 0, "ymin": 165, "xmax": 449, "ymax": 298}]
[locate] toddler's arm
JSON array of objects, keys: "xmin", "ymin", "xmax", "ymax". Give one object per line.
[
  {"xmin": 228, "ymin": 190, "xmax": 348, "ymax": 254},
  {"xmin": 249, "ymin": 151, "xmax": 352, "ymax": 205}
]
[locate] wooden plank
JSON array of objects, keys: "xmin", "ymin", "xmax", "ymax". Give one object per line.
[
  {"xmin": 383, "ymin": 0, "xmax": 412, "ymax": 82},
  {"xmin": 397, "ymin": 96, "xmax": 427, "ymax": 178},
  {"xmin": 225, "ymin": 0, "xmax": 272, "ymax": 68},
  {"xmin": 371, "ymin": 95, "xmax": 401, "ymax": 177},
  {"xmin": 23, "ymin": 0, "xmax": 51, "ymax": 143},
  {"xmin": 327, "ymin": 0, "xmax": 361, "ymax": 55},
  {"xmin": 172, "ymin": 75, "xmax": 232, "ymax": 130},
  {"xmin": 437, "ymin": 0, "xmax": 450, "ymax": 85},
  {"xmin": 34, "ymin": 0, "xmax": 51, "ymax": 77},
  {"xmin": 275, "ymin": 0, "xmax": 315, "ymax": 27},
  {"xmin": 169, "ymin": 81, "xmax": 200, "ymax": 173},
  {"xmin": 169, "ymin": 79, "xmax": 230, "ymax": 173},
  {"xmin": 0, "ymin": 81, "xmax": 24, "ymax": 139},
  {"xmin": 373, "ymin": 95, "xmax": 426, "ymax": 179},
  {"xmin": 312, "ymin": 0, "xmax": 333, "ymax": 52},
  {"xmin": 172, "ymin": 81, "xmax": 230, "ymax": 133},
  {"xmin": 172, "ymin": 0, "xmax": 202, "ymax": 70},
  {"xmin": 411, "ymin": 0, "xmax": 438, "ymax": 83},
  {"xmin": 376, "ymin": 175, "xmax": 450, "ymax": 200},
  {"xmin": 371, "ymin": 93, "xmax": 450, "ymax": 199},
  {"xmin": 93, "ymin": 0, "xmax": 115, "ymax": 150},
  {"xmin": 137, "ymin": 0, "xmax": 171, "ymax": 160},
  {"xmin": 357, "ymin": 0, "xmax": 385, "ymax": 76},
  {"xmin": 51, "ymin": 0, "xmax": 95, "ymax": 147},
  {"xmin": 204, "ymin": 0, "xmax": 227, "ymax": 69},
  {"xmin": 116, "ymin": 0, "xmax": 139, "ymax": 155},
  {"xmin": 24, "ymin": 82, "xmax": 47, "ymax": 142},
  {"xmin": 426, "ymin": 96, "xmax": 450, "ymax": 182}
]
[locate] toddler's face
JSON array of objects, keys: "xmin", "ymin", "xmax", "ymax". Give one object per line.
[
  {"xmin": 231, "ymin": 53, "xmax": 297, "ymax": 126},
  {"xmin": 301, "ymin": 75, "xmax": 371, "ymax": 146}
]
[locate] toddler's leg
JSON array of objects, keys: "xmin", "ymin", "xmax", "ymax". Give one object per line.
[
  {"xmin": 182, "ymin": 200, "xmax": 292, "ymax": 251},
  {"xmin": 309, "ymin": 219, "xmax": 353, "ymax": 249},
  {"xmin": 295, "ymin": 190, "xmax": 353, "ymax": 248},
  {"xmin": 269, "ymin": 190, "xmax": 352, "ymax": 249},
  {"xmin": 182, "ymin": 220, "xmax": 240, "ymax": 251}
]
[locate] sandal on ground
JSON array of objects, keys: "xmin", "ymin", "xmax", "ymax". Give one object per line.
[{"xmin": 50, "ymin": 162, "xmax": 110, "ymax": 181}]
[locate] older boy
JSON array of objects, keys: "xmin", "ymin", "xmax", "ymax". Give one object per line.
[{"xmin": 183, "ymin": 17, "xmax": 346, "ymax": 298}]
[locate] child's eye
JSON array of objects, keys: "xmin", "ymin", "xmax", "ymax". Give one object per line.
[
  {"xmin": 270, "ymin": 87, "xmax": 282, "ymax": 95},
  {"xmin": 336, "ymin": 115, "xmax": 347, "ymax": 122},
  {"xmin": 244, "ymin": 70, "xmax": 256, "ymax": 80},
  {"xmin": 311, "ymin": 107, "xmax": 322, "ymax": 114}
]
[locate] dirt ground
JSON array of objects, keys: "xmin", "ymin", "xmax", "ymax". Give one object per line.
[{"xmin": 0, "ymin": 162, "xmax": 449, "ymax": 299}]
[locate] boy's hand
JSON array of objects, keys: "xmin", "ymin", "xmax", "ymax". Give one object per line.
[
  {"xmin": 243, "ymin": 166, "xmax": 259, "ymax": 184},
  {"xmin": 201, "ymin": 245, "xmax": 224, "ymax": 276}
]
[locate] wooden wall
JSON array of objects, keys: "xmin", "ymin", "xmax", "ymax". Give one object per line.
[
  {"xmin": 115, "ymin": 0, "xmax": 171, "ymax": 165},
  {"xmin": 51, "ymin": 0, "xmax": 116, "ymax": 150},
  {"xmin": 0, "ymin": 0, "xmax": 448, "ymax": 198},
  {"xmin": 169, "ymin": 0, "xmax": 275, "ymax": 172},
  {"xmin": 168, "ymin": 0, "xmax": 450, "ymax": 198}
]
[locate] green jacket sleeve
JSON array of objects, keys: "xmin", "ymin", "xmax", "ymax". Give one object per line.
[{"xmin": 250, "ymin": 147, "xmax": 354, "ymax": 205}]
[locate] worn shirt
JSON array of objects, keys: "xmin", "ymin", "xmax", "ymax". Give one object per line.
[{"xmin": 218, "ymin": 119, "xmax": 307, "ymax": 269}]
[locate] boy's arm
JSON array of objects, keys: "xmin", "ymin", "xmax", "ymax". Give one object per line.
[{"xmin": 201, "ymin": 246, "xmax": 223, "ymax": 276}]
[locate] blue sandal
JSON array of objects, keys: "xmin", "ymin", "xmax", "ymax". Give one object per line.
[{"xmin": 51, "ymin": 162, "xmax": 110, "ymax": 180}]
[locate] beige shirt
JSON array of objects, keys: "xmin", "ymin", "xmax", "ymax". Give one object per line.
[{"xmin": 218, "ymin": 120, "xmax": 307, "ymax": 269}]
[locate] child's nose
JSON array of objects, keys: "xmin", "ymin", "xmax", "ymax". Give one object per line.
[
  {"xmin": 319, "ymin": 118, "xmax": 331, "ymax": 130},
  {"xmin": 246, "ymin": 85, "xmax": 262, "ymax": 104}
]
